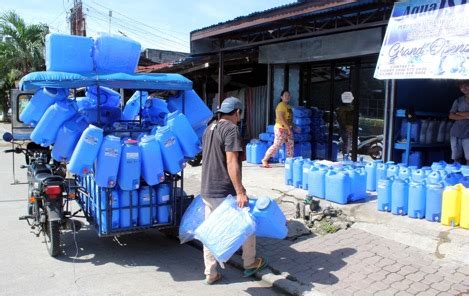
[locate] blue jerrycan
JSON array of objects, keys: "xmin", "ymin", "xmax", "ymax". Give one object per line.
[
  {"xmin": 252, "ymin": 142, "xmax": 268, "ymax": 164},
  {"xmin": 166, "ymin": 111, "xmax": 200, "ymax": 158},
  {"xmin": 444, "ymin": 172, "xmax": 463, "ymax": 187},
  {"xmin": 95, "ymin": 135, "xmax": 122, "ymax": 188},
  {"xmin": 293, "ymin": 158, "xmax": 305, "ymax": 188},
  {"xmin": 411, "ymin": 169, "xmax": 426, "ymax": 182},
  {"xmin": 68, "ymin": 124, "xmax": 104, "ymax": 176},
  {"xmin": 408, "ymin": 180, "xmax": 426, "ymax": 219},
  {"xmin": 365, "ymin": 161, "xmax": 381, "ymax": 191},
  {"xmin": 30, "ymin": 99, "xmax": 77, "ymax": 147},
  {"xmin": 399, "ymin": 167, "xmax": 411, "ymax": 180},
  {"xmin": 122, "ymin": 91, "xmax": 148, "ymax": 121},
  {"xmin": 284, "ymin": 157, "xmax": 295, "ymax": 186},
  {"xmin": 154, "ymin": 126, "xmax": 185, "ymax": 174},
  {"xmin": 425, "ymin": 174, "xmax": 444, "ymax": 222},
  {"xmin": 139, "ymin": 135, "xmax": 164, "ymax": 186},
  {"xmin": 391, "ymin": 178, "xmax": 409, "ymax": 215},
  {"xmin": 98, "ymin": 188, "xmax": 120, "ymax": 234},
  {"xmin": 155, "ymin": 183, "xmax": 172, "ymax": 224},
  {"xmin": 325, "ymin": 169, "xmax": 352, "ymax": 204},
  {"xmin": 167, "ymin": 89, "xmax": 213, "ymax": 130},
  {"xmin": 377, "ymin": 178, "xmax": 393, "ymax": 212},
  {"xmin": 142, "ymin": 97, "xmax": 169, "ymax": 126},
  {"xmin": 302, "ymin": 160, "xmax": 313, "ymax": 190},
  {"xmin": 51, "ymin": 115, "xmax": 88, "ymax": 162},
  {"xmin": 376, "ymin": 162, "xmax": 390, "ymax": 187},
  {"xmin": 85, "ymin": 86, "xmax": 121, "ymax": 108},
  {"xmin": 20, "ymin": 87, "xmax": 68, "ymax": 127},
  {"xmin": 93, "ymin": 33, "xmax": 142, "ymax": 73},
  {"xmin": 138, "ymin": 186, "xmax": 156, "ymax": 226},
  {"xmin": 118, "ymin": 139, "xmax": 141, "ymax": 191},
  {"xmin": 308, "ymin": 164, "xmax": 328, "ymax": 198},
  {"xmin": 119, "ymin": 189, "xmax": 138, "ymax": 228},
  {"xmin": 348, "ymin": 168, "xmax": 367, "ymax": 202},
  {"xmin": 249, "ymin": 197, "xmax": 287, "ymax": 239},
  {"xmin": 246, "ymin": 141, "xmax": 254, "ymax": 163},
  {"xmin": 387, "ymin": 165, "xmax": 400, "ymax": 179}
]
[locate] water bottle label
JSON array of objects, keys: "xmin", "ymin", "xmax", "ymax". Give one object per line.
[
  {"xmin": 162, "ymin": 195, "xmax": 170, "ymax": 202},
  {"xmin": 127, "ymin": 152, "xmax": 139, "ymax": 159},
  {"xmin": 104, "ymin": 148, "xmax": 119, "ymax": 157},
  {"xmin": 164, "ymin": 137, "xmax": 176, "ymax": 148},
  {"xmin": 84, "ymin": 136, "xmax": 98, "ymax": 145}
]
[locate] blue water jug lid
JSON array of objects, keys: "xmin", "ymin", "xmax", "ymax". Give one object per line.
[
  {"xmin": 124, "ymin": 139, "xmax": 138, "ymax": 145},
  {"xmin": 255, "ymin": 197, "xmax": 271, "ymax": 210}
]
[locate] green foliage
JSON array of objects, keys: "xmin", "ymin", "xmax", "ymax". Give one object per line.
[
  {"xmin": 0, "ymin": 10, "xmax": 49, "ymax": 119},
  {"xmin": 320, "ymin": 221, "xmax": 339, "ymax": 234}
]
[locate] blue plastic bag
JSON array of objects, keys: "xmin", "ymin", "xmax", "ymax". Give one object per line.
[
  {"xmin": 195, "ymin": 196, "xmax": 256, "ymax": 263},
  {"xmin": 179, "ymin": 195, "xmax": 205, "ymax": 244}
]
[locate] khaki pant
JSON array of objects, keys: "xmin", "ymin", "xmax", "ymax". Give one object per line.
[{"xmin": 202, "ymin": 197, "xmax": 256, "ymax": 277}]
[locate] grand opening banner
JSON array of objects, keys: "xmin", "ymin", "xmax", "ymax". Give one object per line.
[{"xmin": 374, "ymin": 0, "xmax": 469, "ymax": 80}]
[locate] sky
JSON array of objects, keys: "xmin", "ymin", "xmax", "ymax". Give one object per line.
[{"xmin": 0, "ymin": 0, "xmax": 296, "ymax": 53}]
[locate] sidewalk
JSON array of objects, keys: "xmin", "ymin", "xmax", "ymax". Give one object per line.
[{"xmin": 184, "ymin": 163, "xmax": 469, "ymax": 296}]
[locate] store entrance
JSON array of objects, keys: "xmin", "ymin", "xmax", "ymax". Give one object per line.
[{"xmin": 300, "ymin": 57, "xmax": 385, "ymax": 161}]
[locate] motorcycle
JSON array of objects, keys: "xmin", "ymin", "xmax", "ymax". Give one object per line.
[{"xmin": 3, "ymin": 132, "xmax": 68, "ymax": 257}]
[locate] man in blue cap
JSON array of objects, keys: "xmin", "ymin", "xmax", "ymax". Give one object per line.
[{"xmin": 200, "ymin": 96, "xmax": 267, "ymax": 284}]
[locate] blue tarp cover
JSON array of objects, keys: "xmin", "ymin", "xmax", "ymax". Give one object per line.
[{"xmin": 19, "ymin": 71, "xmax": 193, "ymax": 91}]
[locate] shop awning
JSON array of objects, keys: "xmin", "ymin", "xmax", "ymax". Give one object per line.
[{"xmin": 374, "ymin": 0, "xmax": 469, "ymax": 80}]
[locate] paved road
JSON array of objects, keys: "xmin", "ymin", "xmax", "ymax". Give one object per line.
[{"xmin": 0, "ymin": 138, "xmax": 280, "ymax": 296}]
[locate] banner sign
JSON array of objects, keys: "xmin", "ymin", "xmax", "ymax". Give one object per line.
[{"xmin": 374, "ymin": 0, "xmax": 469, "ymax": 79}]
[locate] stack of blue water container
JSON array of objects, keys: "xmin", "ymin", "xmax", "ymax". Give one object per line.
[
  {"xmin": 373, "ymin": 160, "xmax": 467, "ymax": 222},
  {"xmin": 20, "ymin": 33, "xmax": 214, "ymax": 235},
  {"xmin": 284, "ymin": 156, "xmax": 367, "ymax": 205}
]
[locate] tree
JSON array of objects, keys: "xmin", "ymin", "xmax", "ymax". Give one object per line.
[{"xmin": 0, "ymin": 10, "xmax": 48, "ymax": 121}]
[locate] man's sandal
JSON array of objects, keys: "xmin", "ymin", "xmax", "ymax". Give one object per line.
[
  {"xmin": 243, "ymin": 256, "xmax": 268, "ymax": 277},
  {"xmin": 204, "ymin": 272, "xmax": 222, "ymax": 285}
]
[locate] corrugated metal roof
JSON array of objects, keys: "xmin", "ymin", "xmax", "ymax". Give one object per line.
[{"xmin": 191, "ymin": 0, "xmax": 381, "ymax": 37}]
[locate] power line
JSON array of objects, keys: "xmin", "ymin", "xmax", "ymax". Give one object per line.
[{"xmin": 85, "ymin": 0, "xmax": 189, "ymax": 43}]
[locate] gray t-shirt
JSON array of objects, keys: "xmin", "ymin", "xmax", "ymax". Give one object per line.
[
  {"xmin": 201, "ymin": 119, "xmax": 243, "ymax": 199},
  {"xmin": 450, "ymin": 96, "xmax": 469, "ymax": 139}
]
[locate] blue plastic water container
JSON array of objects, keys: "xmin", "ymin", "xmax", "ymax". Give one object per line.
[
  {"xmin": 431, "ymin": 161, "xmax": 447, "ymax": 171},
  {"xmin": 79, "ymin": 106, "xmax": 122, "ymax": 126},
  {"xmin": 444, "ymin": 172, "xmax": 463, "ymax": 187},
  {"xmin": 259, "ymin": 132, "xmax": 274, "ymax": 142},
  {"xmin": 314, "ymin": 143, "xmax": 327, "ymax": 159},
  {"xmin": 250, "ymin": 197, "xmax": 287, "ymax": 239},
  {"xmin": 95, "ymin": 135, "xmax": 122, "ymax": 188},
  {"xmin": 118, "ymin": 139, "xmax": 141, "ymax": 190},
  {"xmin": 142, "ymin": 97, "xmax": 169, "ymax": 126},
  {"xmin": 68, "ymin": 124, "xmax": 104, "ymax": 176},
  {"xmin": 98, "ymin": 188, "xmax": 120, "ymax": 233},
  {"xmin": 20, "ymin": 87, "xmax": 69, "ymax": 127},
  {"xmin": 119, "ymin": 189, "xmax": 138, "ymax": 228},
  {"xmin": 155, "ymin": 183, "xmax": 172, "ymax": 224},
  {"xmin": 138, "ymin": 186, "xmax": 156, "ymax": 226},
  {"xmin": 399, "ymin": 167, "xmax": 411, "ymax": 180},
  {"xmin": 300, "ymin": 142, "xmax": 312, "ymax": 159},
  {"xmin": 294, "ymin": 125, "xmax": 311, "ymax": 134},
  {"xmin": 411, "ymin": 169, "xmax": 426, "ymax": 182},
  {"xmin": 30, "ymin": 100, "xmax": 77, "ymax": 147},
  {"xmin": 446, "ymin": 163, "xmax": 462, "ymax": 173},
  {"xmin": 122, "ymin": 91, "xmax": 147, "ymax": 121},
  {"xmin": 267, "ymin": 125, "xmax": 275, "ymax": 133},
  {"xmin": 293, "ymin": 117, "xmax": 311, "ymax": 126},
  {"xmin": 86, "ymin": 86, "xmax": 121, "ymax": 108},
  {"xmin": 421, "ymin": 166, "xmax": 432, "ymax": 175},
  {"xmin": 278, "ymin": 144, "xmax": 287, "ymax": 163},
  {"xmin": 347, "ymin": 168, "xmax": 367, "ymax": 202},
  {"xmin": 139, "ymin": 135, "xmax": 164, "ymax": 186},
  {"xmin": 166, "ymin": 111, "xmax": 200, "ymax": 158},
  {"xmin": 405, "ymin": 151, "xmax": 422, "ymax": 168},
  {"xmin": 377, "ymin": 178, "xmax": 392, "ymax": 212},
  {"xmin": 154, "ymin": 126, "xmax": 185, "ymax": 174},
  {"xmin": 365, "ymin": 161, "xmax": 380, "ymax": 191},
  {"xmin": 308, "ymin": 165, "xmax": 328, "ymax": 198},
  {"xmin": 45, "ymin": 33, "xmax": 94, "ymax": 72},
  {"xmin": 252, "ymin": 142, "xmax": 268, "ymax": 164},
  {"xmin": 460, "ymin": 176, "xmax": 469, "ymax": 187},
  {"xmin": 391, "ymin": 178, "xmax": 409, "ymax": 215},
  {"xmin": 294, "ymin": 133, "xmax": 312, "ymax": 142},
  {"xmin": 376, "ymin": 162, "xmax": 389, "ymax": 186},
  {"xmin": 51, "ymin": 115, "xmax": 88, "ymax": 162},
  {"xmin": 167, "ymin": 90, "xmax": 213, "ymax": 130},
  {"xmin": 325, "ymin": 170, "xmax": 352, "ymax": 204},
  {"xmin": 425, "ymin": 181, "xmax": 444, "ymax": 221},
  {"xmin": 246, "ymin": 142, "xmax": 254, "ymax": 163},
  {"xmin": 460, "ymin": 165, "xmax": 469, "ymax": 176},
  {"xmin": 284, "ymin": 158, "xmax": 295, "ymax": 185},
  {"xmin": 387, "ymin": 165, "xmax": 400, "ymax": 178},
  {"xmin": 93, "ymin": 33, "xmax": 141, "ymax": 73},
  {"xmin": 301, "ymin": 160, "xmax": 313, "ymax": 190},
  {"xmin": 408, "ymin": 180, "xmax": 426, "ymax": 219},
  {"xmin": 293, "ymin": 158, "xmax": 305, "ymax": 188},
  {"xmin": 293, "ymin": 107, "xmax": 312, "ymax": 118}
]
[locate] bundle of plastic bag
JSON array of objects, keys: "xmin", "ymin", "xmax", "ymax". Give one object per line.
[
  {"xmin": 179, "ymin": 195, "xmax": 205, "ymax": 244},
  {"xmin": 195, "ymin": 195, "xmax": 256, "ymax": 263}
]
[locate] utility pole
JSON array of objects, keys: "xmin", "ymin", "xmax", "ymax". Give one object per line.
[
  {"xmin": 70, "ymin": 0, "xmax": 86, "ymax": 36},
  {"xmin": 108, "ymin": 10, "xmax": 112, "ymax": 34}
]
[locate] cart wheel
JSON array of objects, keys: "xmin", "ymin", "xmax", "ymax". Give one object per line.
[{"xmin": 44, "ymin": 220, "xmax": 61, "ymax": 257}]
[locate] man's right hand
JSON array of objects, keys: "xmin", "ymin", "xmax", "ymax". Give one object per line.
[{"xmin": 236, "ymin": 192, "xmax": 249, "ymax": 208}]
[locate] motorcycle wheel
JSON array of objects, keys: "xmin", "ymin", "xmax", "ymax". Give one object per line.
[
  {"xmin": 368, "ymin": 141, "xmax": 383, "ymax": 160},
  {"xmin": 44, "ymin": 220, "xmax": 61, "ymax": 257}
]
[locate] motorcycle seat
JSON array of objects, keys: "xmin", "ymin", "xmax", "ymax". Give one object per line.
[{"xmin": 34, "ymin": 173, "xmax": 63, "ymax": 184}]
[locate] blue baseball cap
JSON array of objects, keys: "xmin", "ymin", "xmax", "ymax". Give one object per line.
[{"xmin": 217, "ymin": 97, "xmax": 243, "ymax": 114}]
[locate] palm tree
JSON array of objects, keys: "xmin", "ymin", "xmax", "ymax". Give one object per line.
[{"xmin": 0, "ymin": 10, "xmax": 49, "ymax": 121}]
